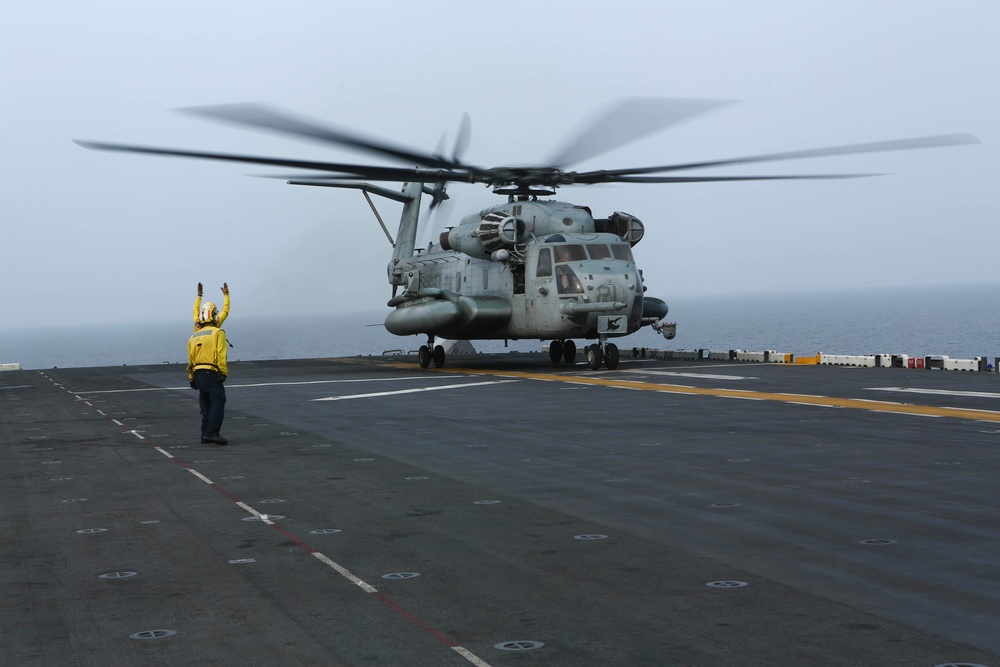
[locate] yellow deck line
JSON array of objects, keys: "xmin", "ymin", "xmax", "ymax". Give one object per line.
[{"xmin": 379, "ymin": 362, "xmax": 1000, "ymax": 422}]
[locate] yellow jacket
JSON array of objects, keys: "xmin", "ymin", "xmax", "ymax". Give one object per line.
[
  {"xmin": 187, "ymin": 325, "xmax": 228, "ymax": 379},
  {"xmin": 193, "ymin": 292, "xmax": 230, "ymax": 332}
]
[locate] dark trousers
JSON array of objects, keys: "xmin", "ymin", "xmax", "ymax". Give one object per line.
[{"xmin": 193, "ymin": 370, "xmax": 226, "ymax": 437}]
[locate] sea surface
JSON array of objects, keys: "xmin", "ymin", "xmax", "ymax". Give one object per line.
[{"xmin": 3, "ymin": 283, "xmax": 999, "ymax": 371}]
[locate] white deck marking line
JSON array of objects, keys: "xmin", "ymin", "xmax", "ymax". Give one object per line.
[
  {"xmin": 868, "ymin": 386, "xmax": 1000, "ymax": 399},
  {"xmin": 96, "ymin": 409, "xmax": 106, "ymax": 415},
  {"xmin": 112, "ymin": 419, "xmax": 124, "ymax": 426},
  {"xmin": 233, "ymin": 502, "xmax": 276, "ymax": 524},
  {"xmin": 312, "ymin": 379, "xmax": 519, "ymax": 401},
  {"xmin": 153, "ymin": 447, "xmax": 175, "ymax": 459},
  {"xmin": 624, "ymin": 369, "xmax": 756, "ymax": 381},
  {"xmin": 451, "ymin": 646, "xmax": 495, "ymax": 667},
  {"xmin": 76, "ymin": 376, "xmax": 461, "ymax": 394},
  {"xmin": 236, "ymin": 501, "xmax": 259, "ymax": 516},
  {"xmin": 129, "ymin": 430, "xmax": 145, "ymax": 440},
  {"xmin": 312, "ymin": 552, "xmax": 378, "ymax": 593},
  {"xmin": 187, "ymin": 469, "xmax": 213, "ymax": 485},
  {"xmin": 869, "ymin": 410, "xmax": 943, "ymax": 418}
]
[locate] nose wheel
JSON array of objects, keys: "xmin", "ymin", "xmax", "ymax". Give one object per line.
[{"xmin": 586, "ymin": 341, "xmax": 620, "ymax": 371}]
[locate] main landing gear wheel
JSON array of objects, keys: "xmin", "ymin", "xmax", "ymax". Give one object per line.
[
  {"xmin": 549, "ymin": 340, "xmax": 564, "ymax": 364},
  {"xmin": 418, "ymin": 345, "xmax": 431, "ymax": 369},
  {"xmin": 563, "ymin": 339, "xmax": 577, "ymax": 363},
  {"xmin": 604, "ymin": 343, "xmax": 620, "ymax": 370},
  {"xmin": 432, "ymin": 345, "xmax": 446, "ymax": 368},
  {"xmin": 586, "ymin": 344, "xmax": 603, "ymax": 370}
]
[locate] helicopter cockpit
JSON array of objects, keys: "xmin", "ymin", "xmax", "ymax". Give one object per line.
[{"xmin": 536, "ymin": 235, "xmax": 639, "ymax": 301}]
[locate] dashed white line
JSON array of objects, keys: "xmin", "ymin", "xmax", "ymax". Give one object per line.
[
  {"xmin": 187, "ymin": 469, "xmax": 213, "ymax": 485},
  {"xmin": 452, "ymin": 646, "xmax": 495, "ymax": 667},
  {"xmin": 312, "ymin": 552, "xmax": 378, "ymax": 593},
  {"xmin": 235, "ymin": 501, "xmax": 259, "ymax": 516}
]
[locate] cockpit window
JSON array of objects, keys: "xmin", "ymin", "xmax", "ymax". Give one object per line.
[
  {"xmin": 586, "ymin": 244, "xmax": 611, "ymax": 260},
  {"xmin": 536, "ymin": 248, "xmax": 553, "ymax": 277},
  {"xmin": 611, "ymin": 244, "xmax": 633, "ymax": 261},
  {"xmin": 555, "ymin": 265, "xmax": 584, "ymax": 294},
  {"xmin": 553, "ymin": 244, "xmax": 587, "ymax": 263}
]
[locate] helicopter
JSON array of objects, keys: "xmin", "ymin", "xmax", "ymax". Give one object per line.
[{"xmin": 76, "ymin": 99, "xmax": 978, "ymax": 370}]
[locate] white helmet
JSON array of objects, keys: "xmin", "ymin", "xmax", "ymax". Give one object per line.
[{"xmin": 199, "ymin": 302, "xmax": 219, "ymax": 325}]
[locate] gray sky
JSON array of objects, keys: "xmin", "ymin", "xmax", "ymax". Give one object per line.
[{"xmin": 2, "ymin": 1, "xmax": 996, "ymax": 329}]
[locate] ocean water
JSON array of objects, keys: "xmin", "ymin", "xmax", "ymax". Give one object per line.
[{"xmin": 3, "ymin": 283, "xmax": 999, "ymax": 371}]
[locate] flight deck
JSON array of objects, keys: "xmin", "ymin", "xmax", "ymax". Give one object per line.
[{"xmin": 3, "ymin": 354, "xmax": 999, "ymax": 666}]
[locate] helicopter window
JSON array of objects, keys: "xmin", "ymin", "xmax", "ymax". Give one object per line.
[
  {"xmin": 555, "ymin": 265, "xmax": 584, "ymax": 294},
  {"xmin": 553, "ymin": 244, "xmax": 586, "ymax": 263},
  {"xmin": 536, "ymin": 248, "xmax": 553, "ymax": 277},
  {"xmin": 611, "ymin": 244, "xmax": 633, "ymax": 261},
  {"xmin": 586, "ymin": 244, "xmax": 612, "ymax": 260}
]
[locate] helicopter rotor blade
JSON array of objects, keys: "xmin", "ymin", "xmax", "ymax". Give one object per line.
[
  {"xmin": 178, "ymin": 103, "xmax": 468, "ymax": 170},
  {"xmin": 544, "ymin": 97, "xmax": 733, "ymax": 168},
  {"xmin": 574, "ymin": 133, "xmax": 980, "ymax": 181},
  {"xmin": 452, "ymin": 112, "xmax": 471, "ymax": 163},
  {"xmin": 73, "ymin": 140, "xmax": 468, "ymax": 183},
  {"xmin": 594, "ymin": 173, "xmax": 876, "ymax": 184}
]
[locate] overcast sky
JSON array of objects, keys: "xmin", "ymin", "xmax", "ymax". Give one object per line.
[{"xmin": 2, "ymin": 1, "xmax": 996, "ymax": 329}]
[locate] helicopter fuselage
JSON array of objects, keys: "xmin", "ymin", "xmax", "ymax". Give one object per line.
[{"xmin": 384, "ymin": 197, "xmax": 667, "ymax": 344}]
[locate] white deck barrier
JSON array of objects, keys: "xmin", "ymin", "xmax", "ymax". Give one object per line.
[
  {"xmin": 0, "ymin": 363, "xmax": 21, "ymax": 372},
  {"xmin": 943, "ymin": 357, "xmax": 981, "ymax": 371},
  {"xmin": 819, "ymin": 354, "xmax": 876, "ymax": 367}
]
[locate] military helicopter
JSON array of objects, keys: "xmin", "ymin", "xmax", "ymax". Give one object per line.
[{"xmin": 76, "ymin": 99, "xmax": 977, "ymax": 370}]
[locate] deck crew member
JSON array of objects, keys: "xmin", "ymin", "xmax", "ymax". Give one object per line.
[
  {"xmin": 188, "ymin": 282, "xmax": 230, "ymax": 445},
  {"xmin": 193, "ymin": 281, "xmax": 230, "ymax": 332}
]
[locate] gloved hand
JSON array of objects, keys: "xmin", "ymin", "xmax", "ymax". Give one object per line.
[
  {"xmin": 221, "ymin": 282, "xmax": 229, "ymax": 296},
  {"xmin": 190, "ymin": 380, "xmax": 197, "ymax": 390},
  {"xmin": 197, "ymin": 282, "xmax": 203, "ymax": 297}
]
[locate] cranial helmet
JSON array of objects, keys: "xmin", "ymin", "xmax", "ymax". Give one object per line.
[{"xmin": 199, "ymin": 302, "xmax": 219, "ymax": 325}]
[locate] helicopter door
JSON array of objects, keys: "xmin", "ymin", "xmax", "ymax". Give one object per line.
[{"xmin": 530, "ymin": 247, "xmax": 556, "ymax": 330}]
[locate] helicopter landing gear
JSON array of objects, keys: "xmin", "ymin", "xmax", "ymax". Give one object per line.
[
  {"xmin": 586, "ymin": 341, "xmax": 620, "ymax": 371},
  {"xmin": 586, "ymin": 344, "xmax": 603, "ymax": 370},
  {"xmin": 432, "ymin": 345, "xmax": 446, "ymax": 368},
  {"xmin": 418, "ymin": 338, "xmax": 447, "ymax": 369},
  {"xmin": 549, "ymin": 339, "xmax": 578, "ymax": 364},
  {"xmin": 604, "ymin": 342, "xmax": 619, "ymax": 370}
]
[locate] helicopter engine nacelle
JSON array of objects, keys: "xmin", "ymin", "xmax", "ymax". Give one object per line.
[
  {"xmin": 440, "ymin": 216, "xmax": 525, "ymax": 260},
  {"xmin": 594, "ymin": 211, "xmax": 645, "ymax": 247}
]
